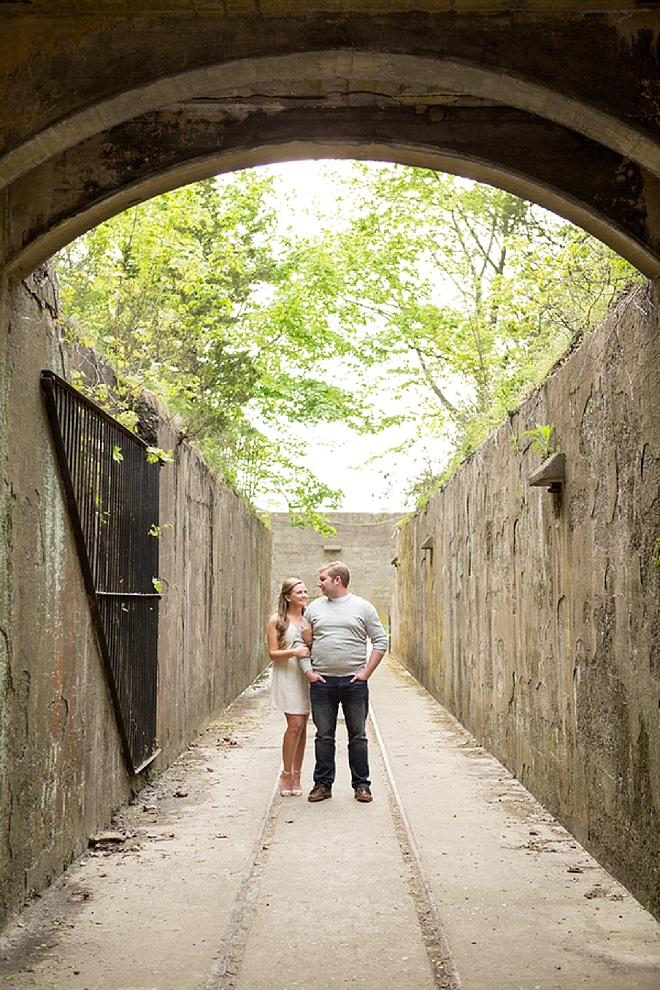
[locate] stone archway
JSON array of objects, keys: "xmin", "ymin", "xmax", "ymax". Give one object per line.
[{"xmin": 3, "ymin": 9, "xmax": 660, "ymax": 275}]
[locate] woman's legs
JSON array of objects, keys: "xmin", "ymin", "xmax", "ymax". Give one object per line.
[
  {"xmin": 282, "ymin": 713, "xmax": 308, "ymax": 772},
  {"xmin": 288, "ymin": 714, "xmax": 308, "ymax": 796},
  {"xmin": 293, "ymin": 715, "xmax": 308, "ymax": 773}
]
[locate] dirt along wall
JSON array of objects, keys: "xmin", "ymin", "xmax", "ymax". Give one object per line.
[
  {"xmin": 392, "ymin": 281, "xmax": 660, "ymax": 917},
  {"xmin": 0, "ymin": 268, "xmax": 271, "ymax": 929}
]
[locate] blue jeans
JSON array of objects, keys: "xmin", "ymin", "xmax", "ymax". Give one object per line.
[{"xmin": 309, "ymin": 676, "xmax": 370, "ymax": 790}]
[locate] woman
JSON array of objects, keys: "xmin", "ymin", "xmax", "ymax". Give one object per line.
[{"xmin": 267, "ymin": 577, "xmax": 311, "ymax": 796}]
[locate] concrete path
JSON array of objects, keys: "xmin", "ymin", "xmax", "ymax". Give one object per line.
[{"xmin": 2, "ymin": 657, "xmax": 660, "ymax": 990}]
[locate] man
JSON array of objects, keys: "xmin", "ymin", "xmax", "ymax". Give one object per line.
[{"xmin": 297, "ymin": 561, "xmax": 388, "ymax": 803}]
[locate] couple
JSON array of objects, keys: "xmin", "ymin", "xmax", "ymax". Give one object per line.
[{"xmin": 266, "ymin": 561, "xmax": 388, "ymax": 803}]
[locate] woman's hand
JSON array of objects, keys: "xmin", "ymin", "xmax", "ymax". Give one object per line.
[
  {"xmin": 300, "ymin": 622, "xmax": 313, "ymax": 647},
  {"xmin": 291, "ymin": 644, "xmax": 310, "ymax": 658}
]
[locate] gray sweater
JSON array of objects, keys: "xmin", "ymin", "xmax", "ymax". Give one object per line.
[{"xmin": 297, "ymin": 593, "xmax": 388, "ymax": 677}]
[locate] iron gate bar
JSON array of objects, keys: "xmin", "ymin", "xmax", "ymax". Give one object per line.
[
  {"xmin": 96, "ymin": 592, "xmax": 161, "ymax": 597},
  {"xmin": 41, "ymin": 370, "xmax": 161, "ymax": 775}
]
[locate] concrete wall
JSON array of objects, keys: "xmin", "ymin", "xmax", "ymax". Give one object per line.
[
  {"xmin": 269, "ymin": 512, "xmax": 402, "ymax": 622},
  {"xmin": 0, "ymin": 269, "xmax": 271, "ymax": 928},
  {"xmin": 392, "ymin": 281, "xmax": 660, "ymax": 917}
]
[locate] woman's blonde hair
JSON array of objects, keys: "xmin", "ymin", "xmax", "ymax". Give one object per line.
[{"xmin": 275, "ymin": 577, "xmax": 305, "ymax": 647}]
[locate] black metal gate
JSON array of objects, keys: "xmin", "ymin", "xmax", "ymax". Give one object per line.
[{"xmin": 41, "ymin": 370, "xmax": 161, "ymax": 774}]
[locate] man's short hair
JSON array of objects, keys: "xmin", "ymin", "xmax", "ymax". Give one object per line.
[{"xmin": 319, "ymin": 560, "xmax": 350, "ymax": 588}]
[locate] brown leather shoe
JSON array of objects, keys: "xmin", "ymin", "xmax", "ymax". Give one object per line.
[
  {"xmin": 354, "ymin": 785, "xmax": 373, "ymax": 803},
  {"xmin": 308, "ymin": 782, "xmax": 332, "ymax": 802}
]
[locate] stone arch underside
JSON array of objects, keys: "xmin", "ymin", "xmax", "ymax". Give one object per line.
[
  {"xmin": 7, "ymin": 100, "xmax": 660, "ymax": 279},
  {"xmin": 4, "ymin": 15, "xmax": 660, "ymax": 275}
]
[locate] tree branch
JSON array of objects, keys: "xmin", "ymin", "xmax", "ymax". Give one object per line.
[{"xmin": 413, "ymin": 346, "xmax": 462, "ymax": 420}]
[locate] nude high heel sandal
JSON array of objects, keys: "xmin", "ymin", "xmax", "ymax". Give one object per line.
[
  {"xmin": 279, "ymin": 771, "xmax": 293, "ymax": 797},
  {"xmin": 291, "ymin": 771, "xmax": 303, "ymax": 796}
]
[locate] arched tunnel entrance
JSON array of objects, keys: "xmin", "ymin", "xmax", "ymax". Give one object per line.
[
  {"xmin": 2, "ymin": 4, "xmax": 660, "ymax": 981},
  {"xmin": 5, "ymin": 46, "xmax": 660, "ymax": 279},
  {"xmin": 4, "ymin": 6, "xmax": 660, "ymax": 277}
]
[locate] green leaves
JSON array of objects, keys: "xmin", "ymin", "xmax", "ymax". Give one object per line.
[
  {"xmin": 56, "ymin": 162, "xmax": 644, "ymax": 518},
  {"xmin": 145, "ymin": 447, "xmax": 174, "ymax": 465},
  {"xmin": 56, "ymin": 172, "xmax": 375, "ymax": 524},
  {"xmin": 288, "ymin": 163, "xmax": 643, "ymax": 505},
  {"xmin": 519, "ymin": 424, "xmax": 558, "ymax": 459}
]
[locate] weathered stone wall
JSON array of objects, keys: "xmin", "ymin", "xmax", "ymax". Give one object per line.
[
  {"xmin": 0, "ymin": 270, "xmax": 271, "ymax": 928},
  {"xmin": 269, "ymin": 512, "xmax": 401, "ymax": 622},
  {"xmin": 392, "ymin": 281, "xmax": 660, "ymax": 917},
  {"xmin": 157, "ymin": 427, "xmax": 271, "ymax": 760}
]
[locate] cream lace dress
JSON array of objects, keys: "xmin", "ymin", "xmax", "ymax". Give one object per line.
[{"xmin": 270, "ymin": 620, "xmax": 311, "ymax": 715}]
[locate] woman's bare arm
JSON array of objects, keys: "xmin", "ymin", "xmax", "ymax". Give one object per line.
[{"xmin": 267, "ymin": 615, "xmax": 310, "ymax": 661}]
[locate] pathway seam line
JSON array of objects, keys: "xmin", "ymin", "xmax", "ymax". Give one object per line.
[
  {"xmin": 370, "ymin": 703, "xmax": 462, "ymax": 990},
  {"xmin": 205, "ymin": 773, "xmax": 281, "ymax": 990}
]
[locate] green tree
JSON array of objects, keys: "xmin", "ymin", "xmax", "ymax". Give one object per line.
[
  {"xmin": 56, "ymin": 173, "xmax": 376, "ymax": 527},
  {"xmin": 57, "ymin": 163, "xmax": 644, "ymax": 517},
  {"xmin": 294, "ymin": 164, "xmax": 643, "ymax": 499}
]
